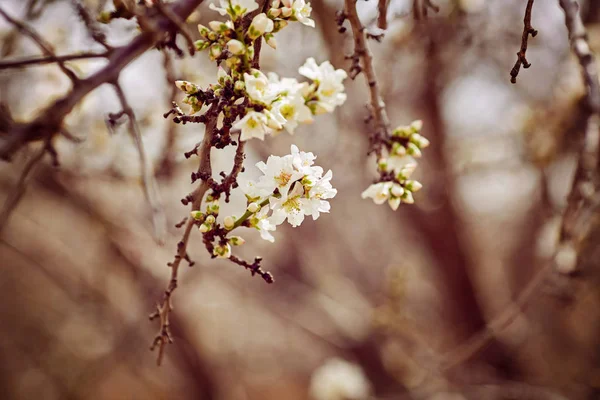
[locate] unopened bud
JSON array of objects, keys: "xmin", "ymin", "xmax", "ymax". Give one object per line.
[
  {"xmin": 405, "ymin": 180, "xmax": 423, "ymax": 192},
  {"xmin": 248, "ymin": 13, "xmax": 274, "ymax": 39},
  {"xmin": 190, "ymin": 210, "xmax": 203, "ymax": 220},
  {"xmin": 406, "ymin": 143, "xmax": 422, "ymax": 158},
  {"xmin": 247, "ymin": 202, "xmax": 260, "ymax": 213},
  {"xmin": 227, "ymin": 39, "xmax": 245, "ymax": 55},
  {"xmin": 224, "ymin": 216, "xmax": 235, "ymax": 229},
  {"xmin": 229, "ymin": 236, "xmax": 246, "ymax": 246}
]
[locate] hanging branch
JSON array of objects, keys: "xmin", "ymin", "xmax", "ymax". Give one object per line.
[{"xmin": 510, "ymin": 0, "xmax": 538, "ymax": 84}]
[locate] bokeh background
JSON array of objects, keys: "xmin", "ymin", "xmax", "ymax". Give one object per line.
[{"xmin": 1, "ymin": 0, "xmax": 600, "ymax": 399}]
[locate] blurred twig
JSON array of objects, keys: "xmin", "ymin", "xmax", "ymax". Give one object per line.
[
  {"xmin": 0, "ymin": 5, "xmax": 79, "ymax": 82},
  {"xmin": 112, "ymin": 82, "xmax": 167, "ymax": 244},
  {"xmin": 0, "ymin": 52, "xmax": 109, "ymax": 69}
]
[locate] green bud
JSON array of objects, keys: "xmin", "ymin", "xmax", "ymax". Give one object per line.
[{"xmin": 190, "ymin": 210, "xmax": 204, "ymax": 220}]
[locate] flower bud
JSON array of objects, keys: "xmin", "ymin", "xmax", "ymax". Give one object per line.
[
  {"xmin": 401, "ymin": 191, "xmax": 415, "ymax": 204},
  {"xmin": 213, "ymin": 243, "xmax": 232, "ymax": 258},
  {"xmin": 199, "ymin": 224, "xmax": 210, "ymax": 233},
  {"xmin": 234, "ymin": 80, "xmax": 245, "ymax": 92},
  {"xmin": 224, "ymin": 215, "xmax": 235, "ymax": 229},
  {"xmin": 406, "ymin": 142, "xmax": 422, "ymax": 158},
  {"xmin": 229, "ymin": 236, "xmax": 246, "ymax": 246},
  {"xmin": 410, "ymin": 133, "xmax": 430, "ymax": 149},
  {"xmin": 209, "ymin": 20, "xmax": 225, "ymax": 32},
  {"xmin": 405, "ymin": 180, "xmax": 423, "ymax": 192},
  {"xmin": 392, "ymin": 142, "xmax": 406, "ymax": 156},
  {"xmin": 410, "ymin": 119, "xmax": 423, "ymax": 132},
  {"xmin": 226, "ymin": 39, "xmax": 246, "ymax": 55},
  {"xmin": 190, "ymin": 210, "xmax": 204, "ymax": 220},
  {"xmin": 248, "ymin": 13, "xmax": 274, "ymax": 39},
  {"xmin": 389, "ymin": 196, "xmax": 401, "ymax": 211},
  {"xmin": 281, "ymin": 6, "xmax": 292, "ymax": 17},
  {"xmin": 377, "ymin": 157, "xmax": 388, "ymax": 171},
  {"xmin": 197, "ymin": 24, "xmax": 209, "ymax": 37},
  {"xmin": 390, "ymin": 184, "xmax": 404, "ymax": 198},
  {"xmin": 392, "ymin": 125, "xmax": 411, "ymax": 138},
  {"xmin": 175, "ymin": 80, "xmax": 200, "ymax": 94},
  {"xmin": 247, "ymin": 202, "xmax": 260, "ymax": 213},
  {"xmin": 205, "ymin": 215, "xmax": 216, "ymax": 225},
  {"xmin": 183, "ymin": 95, "xmax": 203, "ymax": 114},
  {"xmin": 268, "ymin": 8, "xmax": 281, "ymax": 17},
  {"xmin": 273, "ymin": 19, "xmax": 288, "ymax": 32},
  {"xmin": 194, "ymin": 39, "xmax": 210, "ymax": 51},
  {"xmin": 265, "ymin": 34, "xmax": 277, "ymax": 49},
  {"xmin": 209, "ymin": 44, "xmax": 222, "ymax": 60}
]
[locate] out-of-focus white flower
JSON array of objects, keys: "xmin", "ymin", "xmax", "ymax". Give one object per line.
[
  {"xmin": 305, "ymin": 170, "xmax": 336, "ymax": 220},
  {"xmin": 386, "ymin": 155, "xmax": 417, "ymax": 176},
  {"xmin": 248, "ymin": 13, "xmax": 274, "ymax": 39},
  {"xmin": 299, "ymin": 58, "xmax": 347, "ymax": 114},
  {"xmin": 361, "ymin": 181, "xmax": 408, "ymax": 210},
  {"xmin": 233, "ymin": 110, "xmax": 270, "ymax": 141},
  {"xmin": 309, "ymin": 358, "xmax": 371, "ymax": 400},
  {"xmin": 209, "ymin": 0, "xmax": 259, "ymax": 18}
]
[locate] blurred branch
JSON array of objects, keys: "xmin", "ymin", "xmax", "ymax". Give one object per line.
[
  {"xmin": 71, "ymin": 0, "xmax": 113, "ymax": 51},
  {"xmin": 0, "ymin": 5, "xmax": 79, "ymax": 82},
  {"xmin": 555, "ymin": 0, "xmax": 600, "ymax": 275},
  {"xmin": 0, "ymin": 0, "xmax": 205, "ymax": 160},
  {"xmin": 112, "ymin": 82, "xmax": 167, "ymax": 244},
  {"xmin": 413, "ymin": 0, "xmax": 440, "ymax": 20},
  {"xmin": 510, "ymin": 0, "xmax": 538, "ymax": 84},
  {"xmin": 0, "ymin": 52, "xmax": 110, "ymax": 69}
]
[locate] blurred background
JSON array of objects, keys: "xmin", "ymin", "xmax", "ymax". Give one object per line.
[{"xmin": 1, "ymin": 0, "xmax": 600, "ymax": 399}]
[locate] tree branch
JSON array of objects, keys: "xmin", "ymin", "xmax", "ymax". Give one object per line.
[
  {"xmin": 510, "ymin": 0, "xmax": 538, "ymax": 84},
  {"xmin": 0, "ymin": 0, "xmax": 205, "ymax": 160}
]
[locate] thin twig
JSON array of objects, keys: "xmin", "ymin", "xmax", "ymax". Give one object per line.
[
  {"xmin": 510, "ymin": 0, "xmax": 538, "ymax": 84},
  {"xmin": 112, "ymin": 82, "xmax": 167, "ymax": 244},
  {"xmin": 154, "ymin": 0, "xmax": 195, "ymax": 55},
  {"xmin": 71, "ymin": 0, "xmax": 113, "ymax": 51},
  {"xmin": 0, "ymin": 52, "xmax": 109, "ymax": 69},
  {"xmin": 344, "ymin": 0, "xmax": 391, "ymax": 156},
  {"xmin": 0, "ymin": 6, "xmax": 79, "ymax": 82},
  {"xmin": 0, "ymin": 145, "xmax": 47, "ymax": 231}
]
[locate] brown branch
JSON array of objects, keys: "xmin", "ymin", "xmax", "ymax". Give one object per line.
[
  {"xmin": 0, "ymin": 5, "xmax": 79, "ymax": 82},
  {"xmin": 0, "ymin": 0, "xmax": 206, "ymax": 161},
  {"xmin": 71, "ymin": 0, "xmax": 113, "ymax": 51},
  {"xmin": 344, "ymin": 0, "xmax": 391, "ymax": 156},
  {"xmin": 154, "ymin": 0, "xmax": 195, "ymax": 56},
  {"xmin": 510, "ymin": 0, "xmax": 538, "ymax": 84},
  {"xmin": 0, "ymin": 52, "xmax": 109, "ymax": 69},
  {"xmin": 376, "ymin": 0, "xmax": 389, "ymax": 29},
  {"xmin": 112, "ymin": 82, "xmax": 167, "ymax": 244},
  {"xmin": 149, "ymin": 107, "xmax": 218, "ymax": 365}
]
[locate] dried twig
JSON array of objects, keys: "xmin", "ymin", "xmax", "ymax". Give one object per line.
[
  {"xmin": 71, "ymin": 0, "xmax": 113, "ymax": 51},
  {"xmin": 112, "ymin": 82, "xmax": 167, "ymax": 244},
  {"xmin": 510, "ymin": 0, "xmax": 538, "ymax": 84}
]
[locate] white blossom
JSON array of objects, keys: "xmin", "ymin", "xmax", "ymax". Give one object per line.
[
  {"xmin": 244, "ymin": 69, "xmax": 275, "ymax": 104},
  {"xmin": 248, "ymin": 13, "xmax": 274, "ymax": 39},
  {"xmin": 269, "ymin": 181, "xmax": 307, "ymax": 227},
  {"xmin": 251, "ymin": 205, "xmax": 276, "ymax": 242},
  {"xmin": 233, "ymin": 110, "xmax": 270, "ymax": 141},
  {"xmin": 386, "ymin": 155, "xmax": 417, "ymax": 176},
  {"xmin": 299, "ymin": 58, "xmax": 347, "ymax": 113}
]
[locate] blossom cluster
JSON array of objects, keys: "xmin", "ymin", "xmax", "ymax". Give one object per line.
[
  {"xmin": 361, "ymin": 120, "xmax": 429, "ymax": 210},
  {"xmin": 174, "ymin": 0, "xmax": 346, "ymax": 142},
  {"xmin": 189, "ymin": 145, "xmax": 336, "ymax": 258}
]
